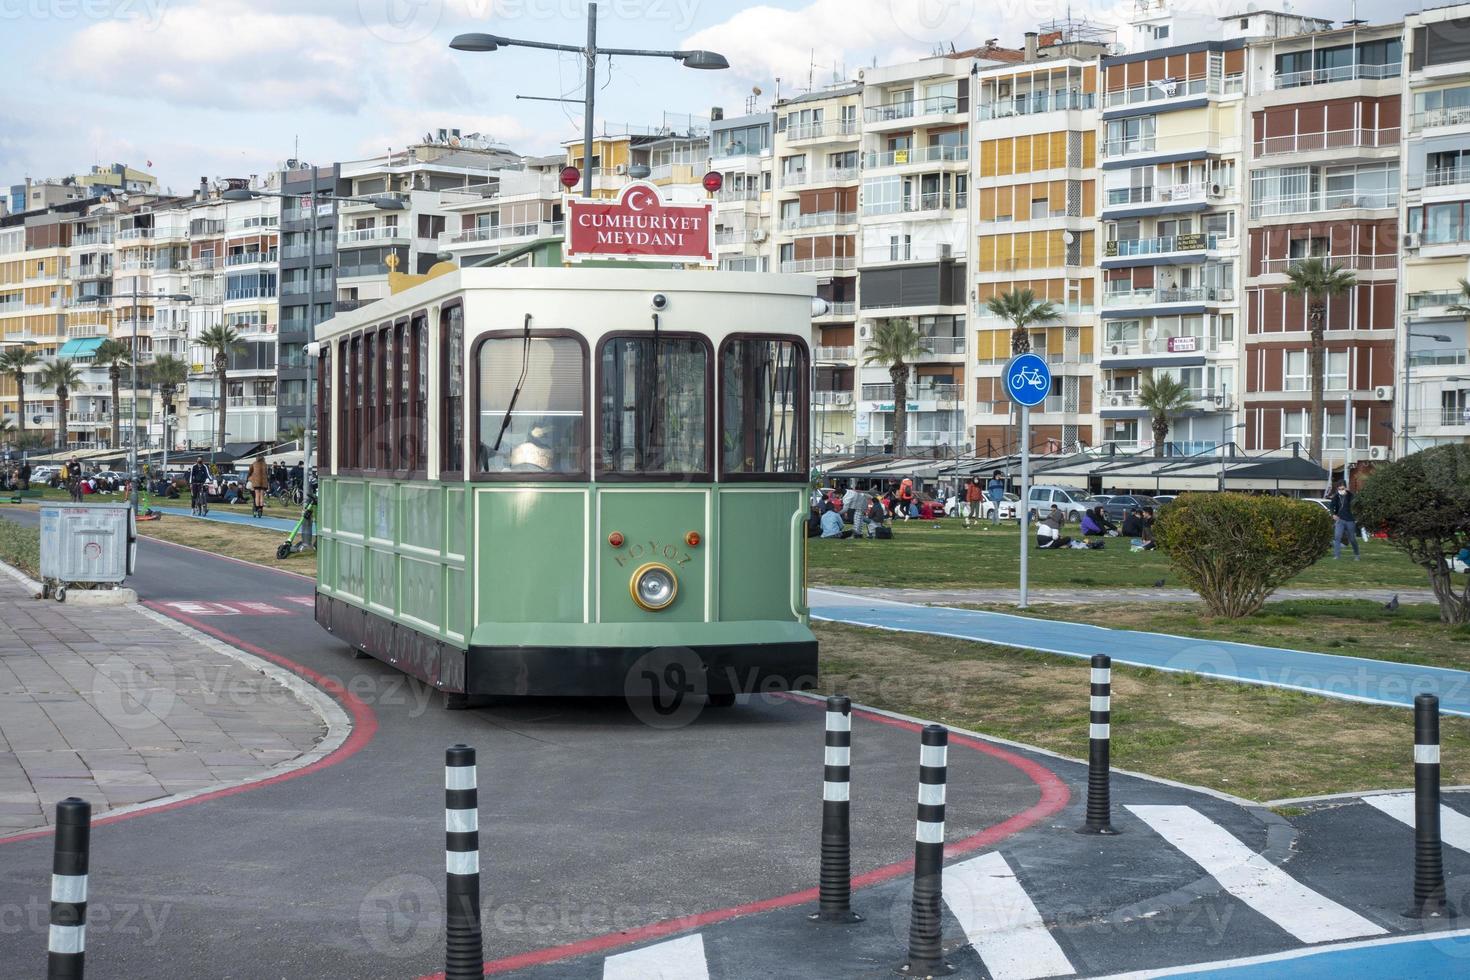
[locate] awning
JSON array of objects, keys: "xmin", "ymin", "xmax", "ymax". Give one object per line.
[{"xmin": 56, "ymin": 338, "xmax": 104, "ymax": 358}]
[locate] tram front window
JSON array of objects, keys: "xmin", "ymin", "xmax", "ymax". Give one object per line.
[
  {"xmin": 721, "ymin": 337, "xmax": 807, "ymax": 476},
  {"xmin": 476, "ymin": 336, "xmax": 586, "ymax": 476},
  {"xmin": 599, "ymin": 337, "xmax": 709, "ymax": 477}
]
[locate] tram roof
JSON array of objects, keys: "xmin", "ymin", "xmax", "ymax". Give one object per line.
[{"xmin": 316, "ymin": 267, "xmax": 819, "ymax": 343}]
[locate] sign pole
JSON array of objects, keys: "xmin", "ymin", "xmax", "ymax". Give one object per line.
[{"xmin": 1019, "ymin": 404, "xmax": 1031, "ymax": 609}]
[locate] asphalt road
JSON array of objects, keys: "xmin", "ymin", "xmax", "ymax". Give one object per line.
[{"xmin": 0, "ymin": 515, "xmax": 1053, "ymax": 978}]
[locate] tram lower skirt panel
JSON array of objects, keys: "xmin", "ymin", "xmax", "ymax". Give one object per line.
[{"xmin": 317, "ymin": 593, "xmax": 818, "ymax": 697}]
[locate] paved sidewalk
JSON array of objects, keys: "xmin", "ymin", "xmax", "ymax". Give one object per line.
[
  {"xmin": 821, "ymin": 584, "xmax": 1436, "ymax": 606},
  {"xmin": 0, "ymin": 573, "xmax": 327, "ymax": 834}
]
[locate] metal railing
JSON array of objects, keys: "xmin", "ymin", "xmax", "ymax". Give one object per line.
[
  {"xmin": 860, "ymin": 383, "xmax": 961, "ymax": 401},
  {"xmin": 860, "ymin": 192, "xmax": 964, "ymax": 216},
  {"xmin": 70, "ymin": 232, "xmax": 113, "ymax": 246},
  {"xmin": 1102, "ymin": 135, "xmax": 1157, "ymax": 157},
  {"xmin": 979, "ymin": 92, "xmax": 1095, "ymax": 119},
  {"xmin": 1103, "ymin": 286, "xmax": 1235, "ymax": 307},
  {"xmin": 863, "ymin": 145, "xmax": 968, "ymax": 168},
  {"xmin": 448, "ymin": 221, "xmax": 563, "ymax": 245},
  {"xmin": 1270, "ymin": 62, "xmax": 1400, "ymax": 91},
  {"xmin": 1249, "ymin": 190, "xmax": 1397, "ymax": 218},
  {"xmin": 779, "ymin": 210, "xmax": 857, "ymax": 231},
  {"xmin": 225, "ymin": 250, "xmax": 278, "ymax": 266},
  {"xmin": 784, "ymin": 119, "xmax": 859, "ymax": 141},
  {"xmin": 814, "ymin": 302, "xmax": 856, "ymax": 319},
  {"xmin": 116, "ymin": 228, "xmax": 154, "ymax": 240},
  {"xmin": 224, "ymin": 285, "xmax": 277, "ymax": 300},
  {"xmin": 1407, "ymin": 291, "xmax": 1465, "ymax": 311},
  {"xmin": 812, "ymin": 390, "xmax": 854, "ymax": 406},
  {"xmin": 780, "ymin": 167, "xmax": 858, "ymax": 187},
  {"xmin": 864, "ymin": 95, "xmax": 959, "ymax": 122},
  {"xmin": 715, "ymin": 186, "xmax": 761, "ymax": 203},
  {"xmin": 338, "ymin": 226, "xmax": 406, "ymax": 245},
  {"xmin": 1104, "ymin": 76, "xmax": 1215, "ymax": 108},
  {"xmin": 227, "ymin": 396, "xmax": 277, "ymax": 408},
  {"xmin": 1104, "ymin": 234, "xmax": 1218, "ymax": 258},
  {"xmin": 1259, "ymin": 253, "xmax": 1396, "ymax": 274},
  {"xmin": 921, "ymin": 337, "xmax": 965, "ymax": 355},
  {"xmin": 1255, "ymin": 127, "xmax": 1399, "ymax": 156},
  {"xmin": 779, "ymin": 257, "xmax": 856, "ymax": 273},
  {"xmin": 1425, "ymin": 166, "xmax": 1470, "ymax": 188},
  {"xmin": 1414, "ymin": 105, "xmax": 1470, "ymax": 130},
  {"xmin": 813, "ymin": 345, "xmax": 855, "ymax": 360}
]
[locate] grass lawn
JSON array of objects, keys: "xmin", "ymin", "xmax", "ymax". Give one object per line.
[
  {"xmin": 814, "ymin": 620, "xmax": 1470, "ymax": 801},
  {"xmin": 0, "ymin": 517, "xmax": 40, "ymax": 578},
  {"xmin": 968, "ymin": 599, "xmax": 1470, "ymax": 673},
  {"xmin": 808, "ymin": 518, "xmax": 1428, "ymax": 592},
  {"xmin": 135, "ymin": 515, "xmax": 317, "ymax": 578}
]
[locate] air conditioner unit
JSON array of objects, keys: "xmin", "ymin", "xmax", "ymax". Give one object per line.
[
  {"xmin": 1109, "ymin": 395, "xmax": 1122, "ymax": 406},
  {"xmin": 1369, "ymin": 445, "xmax": 1389, "ymax": 461},
  {"xmin": 1207, "ymin": 182, "xmax": 1226, "ymax": 199},
  {"xmin": 751, "ymin": 229, "xmax": 768, "ymax": 243},
  {"xmin": 1374, "ymin": 384, "xmax": 1394, "ymax": 401},
  {"xmin": 1404, "ymin": 232, "xmax": 1422, "ymax": 250},
  {"xmin": 1214, "ymin": 394, "xmax": 1224, "ymax": 406},
  {"xmin": 858, "ymin": 323, "xmax": 872, "ymax": 339},
  {"xmin": 1110, "ymin": 344, "xmax": 1120, "ymax": 355},
  {"xmin": 614, "ymin": 164, "xmax": 628, "ymax": 176},
  {"xmin": 177, "ymin": 260, "xmax": 192, "ymax": 272}
]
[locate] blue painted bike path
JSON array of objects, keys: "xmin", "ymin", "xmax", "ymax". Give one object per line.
[
  {"xmin": 148, "ymin": 504, "xmax": 298, "ymax": 534},
  {"xmin": 1147, "ymin": 928, "xmax": 1470, "ymax": 978},
  {"xmin": 809, "ymin": 589, "xmax": 1470, "ymax": 717}
]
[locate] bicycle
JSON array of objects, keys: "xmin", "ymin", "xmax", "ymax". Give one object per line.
[{"xmin": 191, "ymin": 483, "xmax": 210, "ymax": 517}]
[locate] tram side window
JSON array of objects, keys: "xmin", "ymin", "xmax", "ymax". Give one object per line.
[
  {"xmin": 599, "ymin": 337, "xmax": 708, "ymax": 476},
  {"xmin": 319, "ymin": 345, "xmax": 331, "ymax": 471},
  {"xmin": 394, "ymin": 320, "xmax": 409, "ymax": 470},
  {"xmin": 376, "ymin": 325, "xmax": 392, "ymax": 469},
  {"xmin": 441, "ymin": 304, "xmax": 465, "ymax": 477},
  {"xmin": 348, "ymin": 336, "xmax": 362, "ymax": 470},
  {"xmin": 475, "ymin": 336, "xmax": 586, "ymax": 476},
  {"xmin": 413, "ymin": 314, "xmax": 428, "ymax": 473},
  {"xmin": 363, "ymin": 332, "xmax": 376, "ymax": 470},
  {"xmin": 721, "ymin": 338, "xmax": 807, "ymax": 476}
]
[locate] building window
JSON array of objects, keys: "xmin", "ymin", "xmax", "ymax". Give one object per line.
[
  {"xmin": 440, "ymin": 304, "xmax": 465, "ymax": 478},
  {"xmin": 720, "ymin": 337, "xmax": 807, "ymax": 477},
  {"xmin": 1284, "ymin": 350, "xmax": 1308, "ymax": 392},
  {"xmin": 475, "ymin": 334, "xmax": 586, "ymax": 476},
  {"xmin": 1327, "ymin": 350, "xmax": 1350, "ymax": 391}
]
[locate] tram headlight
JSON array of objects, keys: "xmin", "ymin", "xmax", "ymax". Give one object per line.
[{"xmin": 630, "ymin": 562, "xmax": 678, "ymax": 611}]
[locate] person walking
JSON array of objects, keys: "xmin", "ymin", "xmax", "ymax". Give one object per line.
[
  {"xmin": 1328, "ymin": 480, "xmax": 1360, "ymax": 560},
  {"xmin": 18, "ymin": 461, "xmax": 30, "ymax": 491},
  {"xmin": 897, "ymin": 478, "xmax": 916, "ymax": 521},
  {"xmin": 843, "ymin": 483, "xmax": 871, "ymax": 541},
  {"xmin": 987, "ymin": 469, "xmax": 1007, "ymax": 528},
  {"xmin": 248, "ymin": 453, "xmax": 269, "ymax": 519},
  {"xmin": 964, "ymin": 477, "xmax": 982, "ymax": 528}
]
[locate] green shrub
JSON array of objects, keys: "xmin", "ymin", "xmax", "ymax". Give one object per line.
[
  {"xmin": 1356, "ymin": 444, "xmax": 1470, "ymax": 624},
  {"xmin": 1153, "ymin": 493, "xmax": 1332, "ymax": 618},
  {"xmin": 0, "ymin": 517, "xmax": 40, "ymax": 580}
]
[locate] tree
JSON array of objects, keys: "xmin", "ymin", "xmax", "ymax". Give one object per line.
[
  {"xmin": 862, "ymin": 319, "xmax": 930, "ymax": 456},
  {"xmin": 1356, "ymin": 443, "xmax": 1470, "ymax": 624},
  {"xmin": 1154, "ymin": 493, "xmax": 1333, "ymax": 617},
  {"xmin": 92, "ymin": 338, "xmax": 133, "ymax": 450},
  {"xmin": 985, "ymin": 288, "xmax": 1059, "ymax": 356},
  {"xmin": 282, "ymin": 422, "xmax": 306, "ymax": 447},
  {"xmin": 1137, "ymin": 372, "xmax": 1192, "ymax": 457},
  {"xmin": 0, "ymin": 346, "xmax": 40, "ymax": 442},
  {"xmin": 198, "ymin": 325, "xmax": 241, "ymax": 449},
  {"xmin": 145, "ymin": 354, "xmax": 189, "ymax": 450},
  {"xmin": 38, "ymin": 359, "xmax": 82, "ymax": 451},
  {"xmin": 1280, "ymin": 258, "xmax": 1357, "ymax": 464},
  {"xmin": 1445, "ymin": 277, "xmax": 1470, "ymax": 321}
]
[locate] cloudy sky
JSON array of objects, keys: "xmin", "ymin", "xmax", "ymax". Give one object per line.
[{"xmin": 3, "ymin": 0, "xmax": 1352, "ymax": 194}]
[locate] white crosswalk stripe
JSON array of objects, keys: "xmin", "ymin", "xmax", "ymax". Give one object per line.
[
  {"xmin": 1362, "ymin": 793, "xmax": 1470, "ymax": 854},
  {"xmin": 602, "ymin": 933, "xmax": 709, "ymax": 980},
  {"xmin": 945, "ymin": 852, "xmax": 1075, "ymax": 980},
  {"xmin": 1127, "ymin": 805, "xmax": 1385, "ymax": 945}
]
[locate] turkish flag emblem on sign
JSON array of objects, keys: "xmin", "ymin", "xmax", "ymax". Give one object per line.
[{"xmin": 565, "ymin": 182, "xmax": 714, "ymax": 265}]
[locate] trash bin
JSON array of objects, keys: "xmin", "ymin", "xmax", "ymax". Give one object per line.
[{"xmin": 38, "ymin": 503, "xmax": 136, "ymax": 601}]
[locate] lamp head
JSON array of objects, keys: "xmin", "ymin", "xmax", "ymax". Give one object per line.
[
  {"xmin": 681, "ymin": 50, "xmax": 729, "ymax": 70},
  {"xmin": 220, "ymin": 188, "xmax": 257, "ymax": 202},
  {"xmin": 369, "ymin": 195, "xmax": 406, "ymax": 211},
  {"xmin": 450, "ymin": 33, "xmax": 500, "ymax": 52}
]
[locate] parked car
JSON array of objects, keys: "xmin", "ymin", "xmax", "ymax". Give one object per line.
[
  {"xmin": 1102, "ymin": 494, "xmax": 1158, "ymax": 523},
  {"xmin": 945, "ymin": 492, "xmax": 1019, "ymax": 520},
  {"xmin": 30, "ymin": 466, "xmax": 57, "ymax": 483},
  {"xmin": 1026, "ymin": 486, "xmax": 1095, "ymax": 522},
  {"xmin": 1152, "ymin": 494, "xmax": 1177, "ymax": 507}
]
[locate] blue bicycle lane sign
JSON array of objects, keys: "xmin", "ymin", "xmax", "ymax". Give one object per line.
[{"xmin": 1003, "ymin": 352, "xmax": 1052, "ymax": 408}]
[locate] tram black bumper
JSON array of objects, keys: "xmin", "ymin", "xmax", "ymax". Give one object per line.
[{"xmin": 464, "ymin": 641, "xmax": 819, "ymax": 698}]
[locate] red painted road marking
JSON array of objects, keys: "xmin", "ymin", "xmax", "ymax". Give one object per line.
[
  {"xmin": 416, "ymin": 696, "xmax": 1071, "ymax": 979},
  {"xmin": 0, "ymin": 605, "xmax": 378, "ymax": 846}
]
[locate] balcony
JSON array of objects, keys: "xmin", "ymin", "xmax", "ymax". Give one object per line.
[
  {"xmin": 779, "ymin": 210, "xmax": 857, "ymax": 231},
  {"xmin": 814, "ymin": 302, "xmax": 856, "ymax": 320},
  {"xmin": 224, "ymin": 286, "xmax": 277, "ymax": 301},
  {"xmin": 863, "ymin": 145, "xmax": 968, "ymax": 169},
  {"xmin": 784, "ymin": 119, "xmax": 859, "ymax": 141},
  {"xmin": 338, "ymin": 226, "xmax": 407, "ymax": 245},
  {"xmin": 70, "ymin": 232, "xmax": 113, "ymax": 247},
  {"xmin": 1103, "ymin": 286, "xmax": 1235, "ymax": 308},
  {"xmin": 1414, "ymin": 106, "xmax": 1470, "ymax": 131},
  {"xmin": 1104, "ymin": 234, "xmax": 1218, "ymax": 258},
  {"xmin": 864, "ymin": 95, "xmax": 959, "ymax": 124},
  {"xmin": 1259, "ymin": 252, "xmax": 1396, "ymax": 275},
  {"xmin": 978, "ymin": 92, "xmax": 1095, "ymax": 120},
  {"xmin": 779, "ymin": 167, "xmax": 858, "ymax": 188},
  {"xmin": 714, "ymin": 229, "xmax": 758, "ymax": 245},
  {"xmin": 1255, "ymin": 127, "xmax": 1399, "ymax": 157},
  {"xmin": 115, "ymin": 259, "xmax": 154, "ymax": 272},
  {"xmin": 921, "ymin": 337, "xmax": 965, "ymax": 356},
  {"xmin": 225, "ymin": 249, "xmax": 278, "ymax": 266},
  {"xmin": 779, "ymin": 257, "xmax": 856, "ymax": 274},
  {"xmin": 861, "ymin": 383, "xmax": 961, "ymax": 402},
  {"xmin": 1270, "ymin": 62, "xmax": 1400, "ymax": 91},
  {"xmin": 1102, "ymin": 334, "xmax": 1221, "ymax": 358},
  {"xmin": 814, "ymin": 345, "xmax": 856, "ymax": 360},
  {"xmin": 227, "ymin": 396, "xmax": 277, "ymax": 409},
  {"xmin": 447, "ymin": 221, "xmax": 563, "ymax": 245},
  {"xmin": 1102, "ymin": 135, "xmax": 1157, "ymax": 158},
  {"xmin": 1407, "ymin": 290, "xmax": 1464, "ymax": 311},
  {"xmin": 1425, "ymin": 165, "xmax": 1470, "ymax": 190},
  {"xmin": 812, "ymin": 391, "xmax": 855, "ymax": 408},
  {"xmin": 719, "ymin": 256, "xmax": 766, "ymax": 273},
  {"xmin": 1104, "ymin": 76, "xmax": 1218, "ymax": 109},
  {"xmin": 116, "ymin": 228, "xmax": 154, "ymax": 241},
  {"xmin": 860, "ymin": 192, "xmax": 965, "ymax": 217},
  {"xmin": 1249, "ymin": 190, "xmax": 1397, "ymax": 219}
]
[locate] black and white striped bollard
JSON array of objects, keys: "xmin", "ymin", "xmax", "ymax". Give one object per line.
[
  {"xmin": 810, "ymin": 695, "xmax": 862, "ymax": 923},
  {"xmin": 1080, "ymin": 654, "xmax": 1118, "ymax": 835},
  {"xmin": 48, "ymin": 797, "xmax": 90, "ymax": 980},
  {"xmin": 444, "ymin": 745, "xmax": 483, "ymax": 980},
  {"xmin": 899, "ymin": 724, "xmax": 954, "ymax": 976},
  {"xmin": 1408, "ymin": 694, "xmax": 1455, "ymax": 918}
]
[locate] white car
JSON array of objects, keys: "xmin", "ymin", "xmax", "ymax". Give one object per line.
[
  {"xmin": 1026, "ymin": 486, "xmax": 1095, "ymax": 522},
  {"xmin": 946, "ymin": 493, "xmax": 1018, "ymax": 520}
]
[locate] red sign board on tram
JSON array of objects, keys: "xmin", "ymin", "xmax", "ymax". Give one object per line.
[{"xmin": 565, "ymin": 182, "xmax": 714, "ymax": 265}]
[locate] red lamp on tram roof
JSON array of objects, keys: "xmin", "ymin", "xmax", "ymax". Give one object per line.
[
  {"xmin": 701, "ymin": 171, "xmax": 723, "ymax": 195},
  {"xmin": 559, "ymin": 166, "xmax": 582, "ymax": 190}
]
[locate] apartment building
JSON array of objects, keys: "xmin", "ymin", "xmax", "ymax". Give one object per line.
[
  {"xmin": 1400, "ymin": 4, "xmax": 1470, "ymax": 456},
  {"xmin": 1242, "ymin": 16, "xmax": 1402, "ymax": 467},
  {"xmin": 1095, "ymin": 24, "xmax": 1250, "ymax": 455},
  {"xmin": 276, "ymin": 163, "xmax": 340, "ymax": 439},
  {"xmin": 437, "ymin": 157, "xmax": 564, "ymax": 266},
  {"xmin": 0, "ymin": 205, "xmax": 77, "ymax": 443},
  {"xmin": 564, "ymin": 119, "xmax": 711, "ymax": 201},
  {"xmin": 973, "ymin": 23, "xmax": 1112, "ymax": 456},
  {"xmin": 856, "ymin": 55, "xmax": 984, "ymax": 453},
  {"xmin": 710, "ymin": 109, "xmax": 774, "ymax": 275},
  {"xmin": 770, "ymin": 84, "xmax": 862, "ymax": 450}
]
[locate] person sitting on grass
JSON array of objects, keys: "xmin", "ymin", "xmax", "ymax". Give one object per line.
[
  {"xmin": 1081, "ymin": 505, "xmax": 1114, "ymax": 538},
  {"xmin": 819, "ymin": 506, "xmax": 851, "ymax": 539},
  {"xmin": 1036, "ymin": 505, "xmax": 1073, "ymax": 549},
  {"xmin": 1120, "ymin": 506, "xmax": 1157, "ymax": 550}
]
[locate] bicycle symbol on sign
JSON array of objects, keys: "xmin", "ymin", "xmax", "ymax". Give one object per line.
[{"xmin": 1010, "ymin": 366, "xmax": 1048, "ymax": 391}]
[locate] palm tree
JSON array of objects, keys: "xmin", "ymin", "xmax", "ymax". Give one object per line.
[
  {"xmin": 1137, "ymin": 372, "xmax": 1193, "ymax": 457},
  {"xmin": 38, "ymin": 359, "xmax": 82, "ymax": 451},
  {"xmin": 92, "ymin": 338, "xmax": 132, "ymax": 449},
  {"xmin": 862, "ymin": 319, "xmax": 930, "ymax": 456},
  {"xmin": 985, "ymin": 288, "xmax": 1059, "ymax": 356},
  {"xmin": 1281, "ymin": 258, "xmax": 1357, "ymax": 463},
  {"xmin": 282, "ymin": 422, "xmax": 306, "ymax": 447},
  {"xmin": 145, "ymin": 354, "xmax": 189, "ymax": 450},
  {"xmin": 0, "ymin": 346, "xmax": 40, "ymax": 442},
  {"xmin": 0, "ymin": 416, "xmax": 13, "ymax": 446},
  {"xmin": 198, "ymin": 325, "xmax": 241, "ymax": 449}
]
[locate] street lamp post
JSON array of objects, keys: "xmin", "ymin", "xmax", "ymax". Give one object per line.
[
  {"xmin": 222, "ymin": 187, "xmax": 404, "ymax": 483},
  {"xmin": 450, "ymin": 2, "xmax": 729, "ymax": 199},
  {"xmin": 1402, "ymin": 331, "xmax": 1452, "ymax": 458},
  {"xmin": 1219, "ymin": 421, "xmax": 1246, "ymax": 492}
]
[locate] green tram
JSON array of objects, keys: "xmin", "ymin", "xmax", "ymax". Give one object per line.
[{"xmin": 312, "ymin": 267, "xmax": 818, "ymax": 704}]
